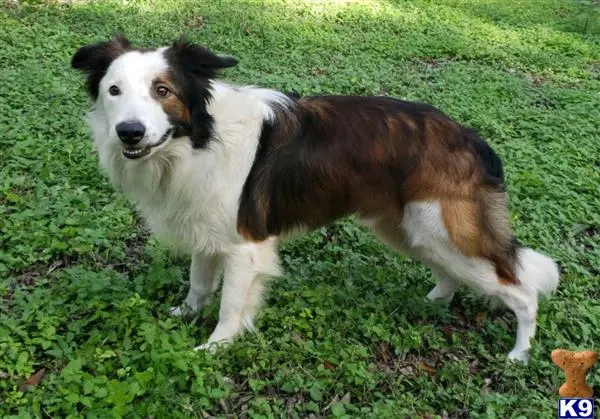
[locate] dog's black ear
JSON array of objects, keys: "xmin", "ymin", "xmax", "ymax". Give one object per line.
[
  {"xmin": 167, "ymin": 39, "xmax": 238, "ymax": 78},
  {"xmin": 71, "ymin": 35, "xmax": 132, "ymax": 98},
  {"xmin": 163, "ymin": 40, "xmax": 238, "ymax": 149}
]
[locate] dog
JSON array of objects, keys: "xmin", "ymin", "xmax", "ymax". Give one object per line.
[{"xmin": 71, "ymin": 36, "xmax": 559, "ymax": 361}]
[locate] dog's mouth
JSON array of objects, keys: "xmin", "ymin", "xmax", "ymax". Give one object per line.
[{"xmin": 122, "ymin": 128, "xmax": 173, "ymax": 160}]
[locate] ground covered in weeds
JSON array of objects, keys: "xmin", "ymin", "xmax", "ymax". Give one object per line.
[{"xmin": 1, "ymin": 0, "xmax": 600, "ymax": 417}]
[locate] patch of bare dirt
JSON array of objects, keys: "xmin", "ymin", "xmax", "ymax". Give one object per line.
[{"xmin": 187, "ymin": 14, "xmax": 206, "ymax": 30}]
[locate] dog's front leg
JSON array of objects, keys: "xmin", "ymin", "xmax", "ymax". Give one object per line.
[
  {"xmin": 170, "ymin": 252, "xmax": 222, "ymax": 317},
  {"xmin": 194, "ymin": 240, "xmax": 281, "ymax": 351}
]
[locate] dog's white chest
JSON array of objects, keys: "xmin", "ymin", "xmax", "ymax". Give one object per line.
[
  {"xmin": 143, "ymin": 199, "xmax": 236, "ymax": 255},
  {"xmin": 110, "ymin": 155, "xmax": 241, "ymax": 255}
]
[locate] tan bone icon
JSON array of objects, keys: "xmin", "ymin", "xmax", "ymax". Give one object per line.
[{"xmin": 551, "ymin": 348, "xmax": 598, "ymax": 398}]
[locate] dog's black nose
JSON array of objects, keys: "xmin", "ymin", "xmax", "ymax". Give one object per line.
[{"xmin": 116, "ymin": 121, "xmax": 146, "ymax": 145}]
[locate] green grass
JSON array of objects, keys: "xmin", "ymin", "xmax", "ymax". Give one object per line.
[{"xmin": 1, "ymin": 0, "xmax": 600, "ymax": 417}]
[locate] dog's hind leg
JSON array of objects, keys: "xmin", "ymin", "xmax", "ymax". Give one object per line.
[
  {"xmin": 501, "ymin": 247, "xmax": 559, "ymax": 360},
  {"xmin": 170, "ymin": 252, "xmax": 222, "ymax": 317},
  {"xmin": 431, "ymin": 256, "xmax": 544, "ymax": 363},
  {"xmin": 240, "ymin": 274, "xmax": 270, "ymax": 332},
  {"xmin": 426, "ymin": 268, "xmax": 459, "ymax": 305},
  {"xmin": 195, "ymin": 238, "xmax": 281, "ymax": 351},
  {"xmin": 398, "ymin": 200, "xmax": 558, "ymax": 363},
  {"xmin": 366, "ymin": 214, "xmax": 458, "ymax": 305}
]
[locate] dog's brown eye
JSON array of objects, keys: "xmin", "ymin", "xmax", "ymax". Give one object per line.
[
  {"xmin": 156, "ymin": 85, "xmax": 170, "ymax": 97},
  {"xmin": 108, "ymin": 85, "xmax": 121, "ymax": 96}
]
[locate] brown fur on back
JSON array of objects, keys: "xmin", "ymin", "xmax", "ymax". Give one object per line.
[{"xmin": 237, "ymin": 95, "xmax": 518, "ymax": 283}]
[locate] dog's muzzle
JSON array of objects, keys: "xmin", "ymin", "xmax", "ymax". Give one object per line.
[{"xmin": 122, "ymin": 128, "xmax": 173, "ymax": 159}]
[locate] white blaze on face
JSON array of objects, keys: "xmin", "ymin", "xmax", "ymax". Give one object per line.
[{"xmin": 95, "ymin": 49, "xmax": 172, "ymax": 149}]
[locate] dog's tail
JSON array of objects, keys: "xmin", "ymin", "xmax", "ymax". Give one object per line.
[{"xmin": 515, "ymin": 246, "xmax": 559, "ymax": 295}]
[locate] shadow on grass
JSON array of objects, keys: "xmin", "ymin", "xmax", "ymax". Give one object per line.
[
  {"xmin": 441, "ymin": 0, "xmax": 600, "ymax": 36},
  {"xmin": 4, "ymin": 0, "xmax": 599, "ymax": 84}
]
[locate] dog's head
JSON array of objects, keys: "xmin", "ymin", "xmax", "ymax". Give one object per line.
[{"xmin": 71, "ymin": 35, "xmax": 238, "ymax": 159}]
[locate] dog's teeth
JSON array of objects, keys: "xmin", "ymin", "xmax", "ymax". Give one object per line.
[{"xmin": 123, "ymin": 147, "xmax": 149, "ymax": 158}]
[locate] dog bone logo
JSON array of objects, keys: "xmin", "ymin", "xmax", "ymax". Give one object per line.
[{"xmin": 551, "ymin": 349, "xmax": 598, "ymax": 398}]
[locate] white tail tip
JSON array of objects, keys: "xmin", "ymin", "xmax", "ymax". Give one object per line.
[{"xmin": 517, "ymin": 247, "xmax": 559, "ymax": 295}]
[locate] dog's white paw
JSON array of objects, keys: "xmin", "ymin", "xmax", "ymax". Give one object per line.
[
  {"xmin": 426, "ymin": 282, "xmax": 456, "ymax": 305},
  {"xmin": 194, "ymin": 339, "xmax": 232, "ymax": 353},
  {"xmin": 425, "ymin": 291, "xmax": 455, "ymax": 305},
  {"xmin": 169, "ymin": 303, "xmax": 198, "ymax": 317},
  {"xmin": 169, "ymin": 306, "xmax": 185, "ymax": 316},
  {"xmin": 507, "ymin": 349, "xmax": 529, "ymax": 364}
]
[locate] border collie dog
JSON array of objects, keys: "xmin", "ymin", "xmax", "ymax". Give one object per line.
[{"xmin": 71, "ymin": 36, "xmax": 559, "ymax": 361}]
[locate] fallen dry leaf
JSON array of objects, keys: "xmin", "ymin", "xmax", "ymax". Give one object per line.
[
  {"xmin": 475, "ymin": 312, "xmax": 486, "ymax": 327},
  {"xmin": 189, "ymin": 15, "xmax": 205, "ymax": 29},
  {"xmin": 481, "ymin": 377, "xmax": 493, "ymax": 395},
  {"xmin": 340, "ymin": 392, "xmax": 351, "ymax": 404},
  {"xmin": 419, "ymin": 361, "xmax": 437, "ymax": 376},
  {"xmin": 379, "ymin": 343, "xmax": 391, "ymax": 365},
  {"xmin": 398, "ymin": 365, "xmax": 415, "ymax": 376},
  {"xmin": 18, "ymin": 368, "xmax": 46, "ymax": 392},
  {"xmin": 323, "ymin": 392, "xmax": 351, "ymax": 411},
  {"xmin": 323, "ymin": 394, "xmax": 340, "ymax": 411}
]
